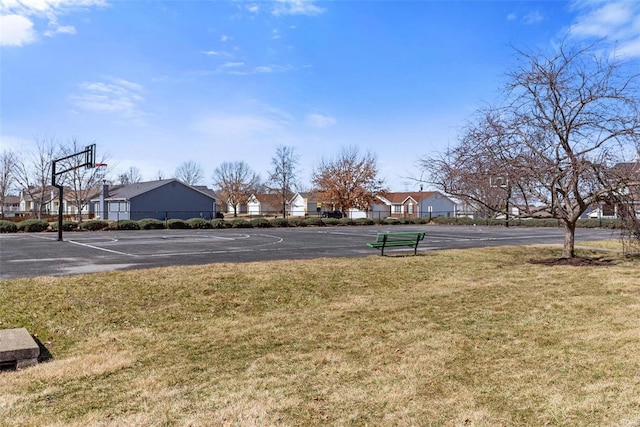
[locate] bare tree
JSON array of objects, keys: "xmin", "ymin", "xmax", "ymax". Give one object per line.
[
  {"xmin": 175, "ymin": 161, "xmax": 204, "ymax": 185},
  {"xmin": 14, "ymin": 136, "xmax": 59, "ymax": 219},
  {"xmin": 267, "ymin": 145, "xmax": 299, "ymax": 218},
  {"xmin": 0, "ymin": 150, "xmax": 17, "ymax": 218},
  {"xmin": 118, "ymin": 167, "xmax": 143, "ymax": 185},
  {"xmin": 57, "ymin": 138, "xmax": 108, "ymax": 223},
  {"xmin": 422, "ymin": 40, "xmax": 640, "ymax": 258},
  {"xmin": 312, "ymin": 146, "xmax": 386, "ymax": 214},
  {"xmin": 155, "ymin": 170, "xmax": 166, "ymax": 180},
  {"xmin": 212, "ymin": 161, "xmax": 260, "ymax": 217}
]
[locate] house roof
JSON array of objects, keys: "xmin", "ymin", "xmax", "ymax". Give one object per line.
[
  {"xmin": 378, "ymin": 191, "xmax": 438, "ymax": 205},
  {"xmin": 99, "ymin": 179, "xmax": 217, "ymax": 201},
  {"xmin": 3, "ymin": 195, "xmax": 20, "ymax": 204},
  {"xmin": 250, "ymin": 193, "xmax": 283, "ymax": 207}
]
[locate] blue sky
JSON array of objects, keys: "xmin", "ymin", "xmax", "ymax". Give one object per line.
[{"xmin": 2, "ymin": 0, "xmax": 639, "ymax": 191}]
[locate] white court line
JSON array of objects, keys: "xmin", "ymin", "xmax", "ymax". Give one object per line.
[
  {"xmin": 67, "ymin": 239, "xmax": 137, "ymax": 257},
  {"xmin": 147, "ymin": 233, "xmax": 284, "ymax": 257}
]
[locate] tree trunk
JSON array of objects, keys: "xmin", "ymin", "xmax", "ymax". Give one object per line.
[{"xmin": 561, "ymin": 221, "xmax": 576, "ymax": 258}]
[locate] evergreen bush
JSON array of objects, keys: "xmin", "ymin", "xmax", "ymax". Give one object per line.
[
  {"xmin": 250, "ymin": 218, "xmax": 272, "ymax": 228},
  {"xmin": 353, "ymin": 218, "xmax": 374, "ymax": 226},
  {"xmin": 211, "ymin": 219, "xmax": 228, "ymax": 229},
  {"xmin": 272, "ymin": 218, "xmax": 290, "ymax": 227},
  {"xmin": 137, "ymin": 218, "xmax": 165, "ymax": 230},
  {"xmin": 167, "ymin": 219, "xmax": 190, "ymax": 229},
  {"xmin": 230, "ymin": 219, "xmax": 252, "ymax": 228},
  {"xmin": 79, "ymin": 220, "xmax": 110, "ymax": 231},
  {"xmin": 381, "ymin": 218, "xmax": 401, "ymax": 225},
  {"xmin": 111, "ymin": 220, "xmax": 140, "ymax": 230},
  {"xmin": 49, "ymin": 220, "xmax": 78, "ymax": 231},
  {"xmin": 304, "ymin": 217, "xmax": 325, "ymax": 227},
  {"xmin": 0, "ymin": 220, "xmax": 18, "ymax": 233},
  {"xmin": 288, "ymin": 218, "xmax": 307, "ymax": 227},
  {"xmin": 187, "ymin": 218, "xmax": 212, "ymax": 229},
  {"xmin": 17, "ymin": 219, "xmax": 50, "ymax": 232}
]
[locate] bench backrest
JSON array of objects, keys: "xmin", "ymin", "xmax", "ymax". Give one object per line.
[{"xmin": 376, "ymin": 232, "xmax": 425, "ymax": 243}]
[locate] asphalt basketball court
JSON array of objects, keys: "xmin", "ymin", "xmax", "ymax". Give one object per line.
[{"xmin": 0, "ymin": 225, "xmax": 617, "ymax": 280}]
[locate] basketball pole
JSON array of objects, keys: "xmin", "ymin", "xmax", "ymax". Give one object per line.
[{"xmin": 51, "ymin": 144, "xmax": 96, "ymax": 242}]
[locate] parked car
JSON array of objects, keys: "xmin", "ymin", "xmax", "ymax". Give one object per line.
[{"xmin": 322, "ymin": 210, "xmax": 343, "ymax": 219}]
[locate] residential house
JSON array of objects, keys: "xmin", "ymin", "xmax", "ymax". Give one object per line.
[
  {"xmin": 374, "ymin": 191, "xmax": 457, "ymax": 219},
  {"xmin": 19, "ymin": 186, "xmax": 97, "ymax": 219},
  {"xmin": 92, "ymin": 179, "xmax": 217, "ymax": 221},
  {"xmin": 289, "ymin": 192, "xmax": 308, "ymax": 217},
  {"xmin": 1, "ymin": 195, "xmax": 20, "ymax": 218},
  {"xmin": 247, "ymin": 193, "xmax": 285, "ymax": 217}
]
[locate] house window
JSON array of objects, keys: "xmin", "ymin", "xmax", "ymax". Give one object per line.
[
  {"xmin": 408, "ymin": 203, "xmax": 414, "ymax": 214},
  {"xmin": 392, "ymin": 204, "xmax": 402, "ymax": 214}
]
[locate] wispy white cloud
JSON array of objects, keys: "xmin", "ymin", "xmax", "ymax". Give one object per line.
[
  {"xmin": 220, "ymin": 34, "xmax": 232, "ymax": 42},
  {"xmin": 505, "ymin": 10, "xmax": 545, "ymax": 25},
  {"xmin": 271, "ymin": 0, "xmax": 324, "ymax": 17},
  {"xmin": 192, "ymin": 101, "xmax": 295, "ymax": 142},
  {"xmin": 70, "ymin": 77, "xmax": 147, "ymax": 124},
  {"xmin": 246, "ymin": 4, "xmax": 259, "ymax": 14},
  {"xmin": 305, "ymin": 113, "xmax": 336, "ymax": 129},
  {"xmin": 569, "ymin": 1, "xmax": 640, "ymax": 58},
  {"xmin": 0, "ymin": 0, "xmax": 107, "ymax": 46},
  {"xmin": 221, "ymin": 63, "xmax": 301, "ymax": 75},
  {"xmin": 523, "ymin": 11, "xmax": 545, "ymax": 25}
]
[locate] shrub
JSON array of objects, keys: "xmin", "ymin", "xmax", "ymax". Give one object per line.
[
  {"xmin": 322, "ymin": 218, "xmax": 340, "ymax": 226},
  {"xmin": 381, "ymin": 218, "xmax": 401, "ymax": 225},
  {"xmin": 577, "ymin": 218, "xmax": 619, "ymax": 229},
  {"xmin": 353, "ymin": 218, "xmax": 374, "ymax": 226},
  {"xmin": 288, "ymin": 218, "xmax": 307, "ymax": 227},
  {"xmin": 304, "ymin": 217, "xmax": 325, "ymax": 227},
  {"xmin": 432, "ymin": 217, "xmax": 475, "ymax": 225},
  {"xmin": 398, "ymin": 217, "xmax": 416, "ymax": 225},
  {"xmin": 137, "ymin": 218, "xmax": 165, "ymax": 230},
  {"xmin": 0, "ymin": 220, "xmax": 18, "ymax": 233},
  {"xmin": 17, "ymin": 219, "xmax": 50, "ymax": 232},
  {"xmin": 187, "ymin": 218, "xmax": 212, "ymax": 229},
  {"xmin": 211, "ymin": 219, "xmax": 229, "ymax": 229},
  {"xmin": 79, "ymin": 220, "xmax": 110, "ymax": 231},
  {"xmin": 167, "ymin": 219, "xmax": 190, "ymax": 229},
  {"xmin": 49, "ymin": 220, "xmax": 78, "ymax": 232},
  {"xmin": 110, "ymin": 220, "xmax": 140, "ymax": 230},
  {"xmin": 251, "ymin": 218, "xmax": 272, "ymax": 228},
  {"xmin": 272, "ymin": 218, "xmax": 291, "ymax": 228},
  {"xmin": 230, "ymin": 219, "xmax": 252, "ymax": 228},
  {"xmin": 338, "ymin": 218, "xmax": 355, "ymax": 226}
]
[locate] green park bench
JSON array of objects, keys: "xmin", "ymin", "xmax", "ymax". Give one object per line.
[{"xmin": 366, "ymin": 231, "xmax": 426, "ymax": 256}]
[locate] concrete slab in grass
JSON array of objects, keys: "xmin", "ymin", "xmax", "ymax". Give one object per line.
[{"xmin": 0, "ymin": 328, "xmax": 40, "ymax": 370}]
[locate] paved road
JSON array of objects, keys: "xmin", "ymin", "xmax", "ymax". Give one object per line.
[{"xmin": 0, "ymin": 225, "xmax": 617, "ymax": 280}]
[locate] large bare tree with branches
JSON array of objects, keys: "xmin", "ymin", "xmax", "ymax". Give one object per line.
[
  {"xmin": 312, "ymin": 146, "xmax": 385, "ymax": 214},
  {"xmin": 14, "ymin": 136, "xmax": 59, "ymax": 219},
  {"xmin": 267, "ymin": 145, "xmax": 299, "ymax": 219},
  {"xmin": 0, "ymin": 150, "xmax": 17, "ymax": 219},
  {"xmin": 212, "ymin": 161, "xmax": 261, "ymax": 217},
  {"xmin": 423, "ymin": 40, "xmax": 640, "ymax": 258},
  {"xmin": 175, "ymin": 160, "xmax": 204, "ymax": 185},
  {"xmin": 117, "ymin": 167, "xmax": 143, "ymax": 185}
]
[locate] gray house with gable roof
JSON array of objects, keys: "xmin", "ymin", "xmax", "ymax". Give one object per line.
[{"xmin": 92, "ymin": 179, "xmax": 217, "ymax": 221}]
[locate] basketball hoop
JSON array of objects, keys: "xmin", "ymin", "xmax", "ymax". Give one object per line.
[{"xmin": 95, "ymin": 163, "xmax": 107, "ymax": 181}]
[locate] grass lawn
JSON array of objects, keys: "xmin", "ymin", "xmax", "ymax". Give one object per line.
[{"xmin": 1, "ymin": 245, "xmax": 639, "ymax": 426}]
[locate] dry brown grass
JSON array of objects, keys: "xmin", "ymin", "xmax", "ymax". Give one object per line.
[{"xmin": 1, "ymin": 245, "xmax": 639, "ymax": 426}]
